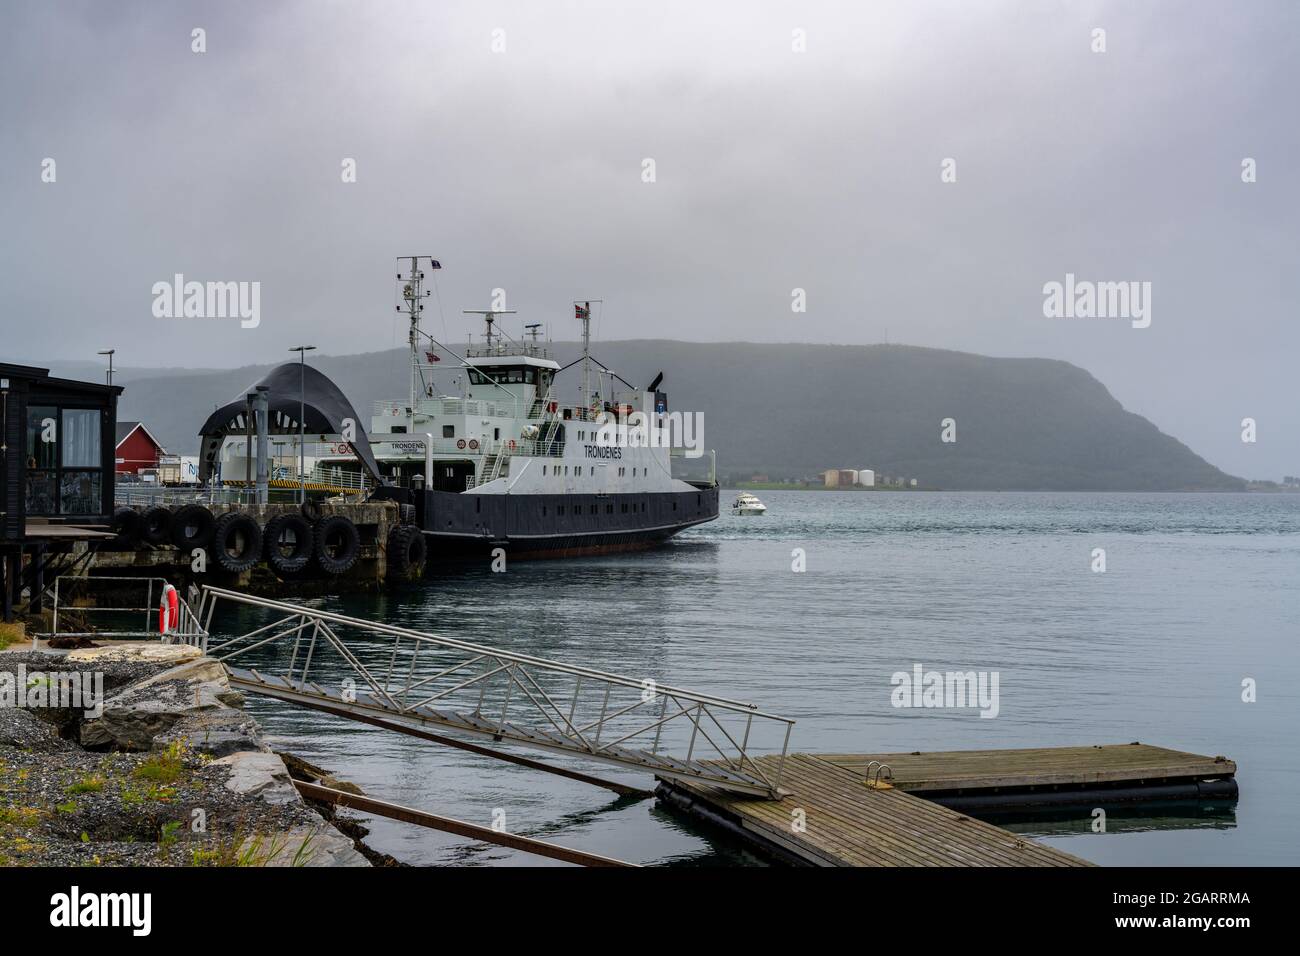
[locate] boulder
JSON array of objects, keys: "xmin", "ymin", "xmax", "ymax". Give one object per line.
[{"xmin": 67, "ymin": 643, "xmax": 203, "ymax": 665}]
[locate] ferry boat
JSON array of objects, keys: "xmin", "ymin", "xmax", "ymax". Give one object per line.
[
  {"xmin": 731, "ymin": 492, "xmax": 767, "ymax": 515},
  {"xmin": 317, "ymin": 257, "xmax": 720, "ymax": 560}
]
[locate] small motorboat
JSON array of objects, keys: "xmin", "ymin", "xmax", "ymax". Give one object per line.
[{"xmin": 731, "ymin": 492, "xmax": 767, "ymax": 515}]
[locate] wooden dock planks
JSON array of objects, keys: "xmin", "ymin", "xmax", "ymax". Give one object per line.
[
  {"xmin": 659, "ymin": 753, "xmax": 1093, "ymax": 867},
  {"xmin": 816, "ymin": 743, "xmax": 1236, "ymax": 793}
]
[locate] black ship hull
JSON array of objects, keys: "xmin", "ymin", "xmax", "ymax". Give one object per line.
[{"xmin": 415, "ymin": 484, "xmax": 719, "ymax": 561}]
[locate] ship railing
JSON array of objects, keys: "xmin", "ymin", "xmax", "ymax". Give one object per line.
[
  {"xmin": 670, "ymin": 448, "xmax": 717, "ymax": 485},
  {"xmin": 372, "ymin": 396, "xmax": 606, "ymax": 425},
  {"xmin": 464, "ymin": 342, "xmax": 551, "ymax": 360},
  {"xmin": 373, "ymin": 398, "xmax": 535, "ymax": 420},
  {"xmin": 308, "ymin": 463, "xmax": 369, "ymax": 493},
  {"xmin": 187, "ymin": 586, "xmax": 796, "ymax": 797}
]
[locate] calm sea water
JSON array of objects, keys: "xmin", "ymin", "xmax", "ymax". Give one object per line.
[{"xmin": 240, "ymin": 492, "xmax": 1300, "ymax": 866}]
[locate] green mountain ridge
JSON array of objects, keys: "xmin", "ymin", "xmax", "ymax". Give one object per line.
[{"xmin": 38, "ymin": 342, "xmax": 1242, "ymax": 491}]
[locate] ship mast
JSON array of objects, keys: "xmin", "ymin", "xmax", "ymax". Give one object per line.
[
  {"xmin": 462, "ymin": 309, "xmax": 518, "ymax": 354},
  {"xmin": 575, "ymin": 299, "xmax": 601, "ymax": 419},
  {"xmin": 396, "ymin": 255, "xmax": 438, "ymax": 434}
]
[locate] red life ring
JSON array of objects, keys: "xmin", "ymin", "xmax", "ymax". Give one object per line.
[
  {"xmin": 456, "ymin": 439, "xmax": 466, "ymax": 450},
  {"xmin": 547, "ymin": 401, "xmax": 557, "ymax": 414},
  {"xmin": 158, "ymin": 584, "xmax": 179, "ymax": 634},
  {"xmin": 508, "ymin": 439, "xmax": 516, "ymax": 451},
  {"xmin": 468, "ymin": 439, "xmax": 479, "ymax": 450}
]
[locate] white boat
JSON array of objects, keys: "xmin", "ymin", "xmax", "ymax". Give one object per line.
[
  {"xmin": 731, "ymin": 492, "xmax": 767, "ymax": 515},
  {"xmin": 234, "ymin": 255, "xmax": 721, "ymax": 561}
]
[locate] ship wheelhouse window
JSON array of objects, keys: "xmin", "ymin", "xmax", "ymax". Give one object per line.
[
  {"xmin": 442, "ymin": 425, "xmax": 454, "ymax": 438},
  {"xmin": 468, "ymin": 367, "xmax": 536, "ymax": 386}
]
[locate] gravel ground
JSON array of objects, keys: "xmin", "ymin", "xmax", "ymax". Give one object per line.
[{"xmin": 1, "ymin": 651, "xmax": 344, "ymax": 866}]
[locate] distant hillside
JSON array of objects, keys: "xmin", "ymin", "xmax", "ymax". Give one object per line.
[{"xmin": 44, "ymin": 342, "xmax": 1242, "ymax": 491}]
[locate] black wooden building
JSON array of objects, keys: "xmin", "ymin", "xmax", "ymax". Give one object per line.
[{"xmin": 1, "ymin": 363, "xmax": 121, "ymax": 622}]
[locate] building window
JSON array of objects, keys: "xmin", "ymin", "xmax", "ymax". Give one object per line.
[{"xmin": 26, "ymin": 405, "xmax": 103, "ymax": 516}]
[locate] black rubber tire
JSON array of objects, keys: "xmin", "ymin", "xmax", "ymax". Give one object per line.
[
  {"xmin": 210, "ymin": 512, "xmax": 263, "ymax": 573},
  {"xmin": 301, "ymin": 499, "xmax": 323, "ymax": 523},
  {"xmin": 264, "ymin": 513, "xmax": 314, "ymax": 575},
  {"xmin": 386, "ymin": 525, "xmax": 427, "ymax": 575},
  {"xmin": 112, "ymin": 507, "xmax": 142, "ymax": 546},
  {"xmin": 313, "ymin": 515, "xmax": 360, "ymax": 575},
  {"xmin": 140, "ymin": 506, "xmax": 172, "ymax": 546},
  {"xmin": 170, "ymin": 504, "xmax": 215, "ymax": 551}
]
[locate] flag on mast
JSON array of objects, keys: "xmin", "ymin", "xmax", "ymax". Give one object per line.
[{"xmin": 575, "ymin": 302, "xmax": 590, "ymax": 320}]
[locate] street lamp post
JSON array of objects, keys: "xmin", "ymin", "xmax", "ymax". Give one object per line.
[
  {"xmin": 289, "ymin": 346, "xmax": 317, "ymax": 504},
  {"xmin": 97, "ymin": 349, "xmax": 115, "ymax": 387}
]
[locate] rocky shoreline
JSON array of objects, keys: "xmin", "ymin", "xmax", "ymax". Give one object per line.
[{"xmin": 1, "ymin": 641, "xmax": 375, "ymax": 867}]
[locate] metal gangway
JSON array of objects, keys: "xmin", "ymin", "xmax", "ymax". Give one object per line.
[{"xmin": 187, "ymin": 587, "xmax": 795, "ymax": 797}]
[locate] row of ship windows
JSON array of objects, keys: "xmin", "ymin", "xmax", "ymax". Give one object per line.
[
  {"xmin": 539, "ymin": 502, "xmax": 671, "ymax": 516},
  {"xmin": 470, "ymin": 494, "xmax": 703, "ymax": 517},
  {"xmin": 541, "ymin": 465, "xmax": 645, "ymax": 477}
]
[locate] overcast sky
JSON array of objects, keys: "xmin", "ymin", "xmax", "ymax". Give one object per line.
[{"xmin": 2, "ymin": 0, "xmax": 1296, "ymax": 479}]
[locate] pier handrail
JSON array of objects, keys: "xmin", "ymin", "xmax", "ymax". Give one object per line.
[
  {"xmin": 39, "ymin": 575, "xmax": 208, "ymax": 644},
  {"xmin": 194, "ymin": 587, "xmax": 786, "ymax": 716},
  {"xmin": 189, "ymin": 586, "xmax": 795, "ymax": 796}
]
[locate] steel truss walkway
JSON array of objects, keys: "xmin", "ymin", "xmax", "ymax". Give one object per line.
[{"xmin": 186, "ymin": 587, "xmax": 795, "ymax": 797}]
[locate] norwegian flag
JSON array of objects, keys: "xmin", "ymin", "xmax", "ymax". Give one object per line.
[
  {"xmin": 575, "ymin": 303, "xmax": 590, "ymax": 320},
  {"xmin": 425, "ymin": 351, "xmax": 440, "ymax": 363}
]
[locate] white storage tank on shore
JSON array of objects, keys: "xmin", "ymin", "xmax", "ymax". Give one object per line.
[{"xmin": 858, "ymin": 469, "xmax": 875, "ymax": 487}]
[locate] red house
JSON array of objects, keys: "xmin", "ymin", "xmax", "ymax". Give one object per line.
[{"xmin": 115, "ymin": 421, "xmax": 166, "ymax": 475}]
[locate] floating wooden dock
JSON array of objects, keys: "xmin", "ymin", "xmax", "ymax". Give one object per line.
[
  {"xmin": 657, "ymin": 743, "xmax": 1237, "ymax": 867},
  {"xmin": 819, "ymin": 743, "xmax": 1238, "ymax": 811}
]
